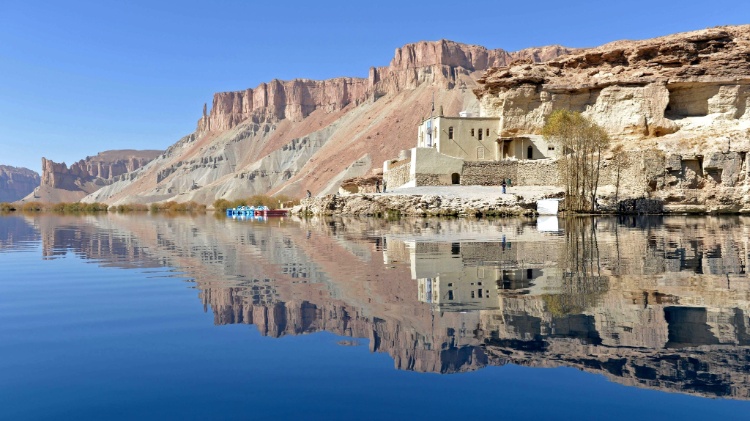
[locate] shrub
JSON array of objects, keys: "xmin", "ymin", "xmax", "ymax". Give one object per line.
[
  {"xmin": 49, "ymin": 202, "xmax": 109, "ymax": 213},
  {"xmin": 150, "ymin": 201, "xmax": 207, "ymax": 213},
  {"xmin": 21, "ymin": 202, "xmax": 44, "ymax": 212},
  {"xmin": 112, "ymin": 204, "xmax": 149, "ymax": 212}
]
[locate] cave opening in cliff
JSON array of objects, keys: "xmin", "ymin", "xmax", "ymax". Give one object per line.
[{"xmin": 666, "ymin": 85, "xmax": 721, "ymax": 119}]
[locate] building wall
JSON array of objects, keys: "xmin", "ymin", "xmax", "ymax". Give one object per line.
[
  {"xmin": 384, "ymin": 162, "xmax": 411, "ymax": 189},
  {"xmin": 460, "ymin": 159, "xmax": 562, "ymax": 186},
  {"xmin": 517, "ymin": 160, "xmax": 562, "ymax": 186},
  {"xmin": 411, "ymin": 147, "xmax": 464, "ymax": 186},
  {"xmin": 418, "ymin": 117, "xmax": 501, "ymax": 160},
  {"xmin": 502, "ymin": 135, "xmax": 559, "ymax": 160},
  {"xmin": 461, "ymin": 161, "xmax": 517, "ymax": 186}
]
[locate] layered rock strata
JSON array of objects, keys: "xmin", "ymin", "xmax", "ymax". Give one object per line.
[
  {"xmin": 475, "ymin": 25, "xmax": 750, "ymax": 212},
  {"xmin": 0, "ymin": 165, "xmax": 40, "ymax": 202},
  {"xmin": 83, "ymin": 40, "xmax": 574, "ymax": 205},
  {"xmin": 31, "ymin": 150, "xmax": 161, "ymax": 203}
]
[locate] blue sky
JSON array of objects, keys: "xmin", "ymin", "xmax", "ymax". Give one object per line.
[{"xmin": 1, "ymin": 0, "xmax": 748, "ymax": 173}]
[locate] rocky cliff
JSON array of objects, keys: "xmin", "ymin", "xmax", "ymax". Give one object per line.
[
  {"xmin": 0, "ymin": 165, "xmax": 40, "ymax": 202},
  {"xmin": 83, "ymin": 40, "xmax": 573, "ymax": 205},
  {"xmin": 30, "ymin": 150, "xmax": 162, "ymax": 203},
  {"xmin": 475, "ymin": 25, "xmax": 750, "ymax": 212}
]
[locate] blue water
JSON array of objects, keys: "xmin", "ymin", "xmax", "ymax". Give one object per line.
[{"xmin": 1, "ymin": 214, "xmax": 750, "ymax": 420}]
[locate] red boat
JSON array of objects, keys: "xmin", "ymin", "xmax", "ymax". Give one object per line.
[{"xmin": 259, "ymin": 209, "xmax": 288, "ymax": 217}]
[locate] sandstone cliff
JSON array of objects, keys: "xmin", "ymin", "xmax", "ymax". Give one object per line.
[
  {"xmin": 29, "ymin": 150, "xmax": 162, "ymax": 203},
  {"xmin": 475, "ymin": 25, "xmax": 750, "ymax": 212},
  {"xmin": 0, "ymin": 165, "xmax": 40, "ymax": 202},
  {"xmin": 82, "ymin": 40, "xmax": 573, "ymax": 205}
]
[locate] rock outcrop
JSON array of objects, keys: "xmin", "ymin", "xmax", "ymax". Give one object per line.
[
  {"xmin": 474, "ymin": 25, "xmax": 750, "ymax": 212},
  {"xmin": 30, "ymin": 150, "xmax": 162, "ymax": 203},
  {"xmin": 83, "ymin": 40, "xmax": 574, "ymax": 205},
  {"xmin": 0, "ymin": 165, "xmax": 40, "ymax": 202},
  {"xmin": 293, "ymin": 190, "xmax": 550, "ymax": 217}
]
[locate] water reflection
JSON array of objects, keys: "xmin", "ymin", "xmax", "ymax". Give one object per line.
[{"xmin": 3, "ymin": 214, "xmax": 750, "ymax": 399}]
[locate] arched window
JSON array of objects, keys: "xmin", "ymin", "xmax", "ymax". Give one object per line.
[
  {"xmin": 470, "ymin": 129, "xmax": 475, "ymax": 137},
  {"xmin": 448, "ymin": 126, "xmax": 454, "ymax": 140},
  {"xmin": 451, "ymin": 173, "xmax": 460, "ymax": 184},
  {"xmin": 478, "ymin": 129, "xmax": 483, "ymax": 140},
  {"xmin": 527, "ymin": 145, "xmax": 533, "ymax": 159}
]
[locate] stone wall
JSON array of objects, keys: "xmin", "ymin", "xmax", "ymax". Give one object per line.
[
  {"xmin": 517, "ymin": 160, "xmax": 561, "ymax": 186},
  {"xmin": 460, "ymin": 159, "xmax": 561, "ymax": 187},
  {"xmin": 415, "ymin": 174, "xmax": 444, "ymax": 186},
  {"xmin": 460, "ymin": 161, "xmax": 517, "ymax": 185},
  {"xmin": 384, "ymin": 162, "xmax": 411, "ymax": 189}
]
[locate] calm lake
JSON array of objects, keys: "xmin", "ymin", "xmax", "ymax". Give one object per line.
[{"xmin": 2, "ymin": 214, "xmax": 750, "ymax": 419}]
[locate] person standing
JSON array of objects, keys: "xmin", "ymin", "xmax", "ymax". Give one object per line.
[
  {"xmin": 382, "ymin": 179, "xmax": 387, "ymax": 193},
  {"xmin": 501, "ymin": 179, "xmax": 507, "ymax": 194},
  {"xmin": 375, "ymin": 179, "xmax": 381, "ymax": 193}
]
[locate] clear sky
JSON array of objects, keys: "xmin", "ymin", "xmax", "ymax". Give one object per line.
[{"xmin": 1, "ymin": 0, "xmax": 748, "ymax": 173}]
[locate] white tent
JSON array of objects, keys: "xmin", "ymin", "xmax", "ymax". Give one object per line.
[{"xmin": 537, "ymin": 199, "xmax": 561, "ymax": 215}]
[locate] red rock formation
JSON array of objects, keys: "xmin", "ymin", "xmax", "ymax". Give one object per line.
[
  {"xmin": 197, "ymin": 40, "xmax": 576, "ymax": 134},
  {"xmin": 0, "ymin": 165, "xmax": 40, "ymax": 202},
  {"xmin": 40, "ymin": 150, "xmax": 162, "ymax": 190},
  {"xmin": 31, "ymin": 150, "xmax": 162, "ymax": 203},
  {"xmin": 86, "ymin": 40, "xmax": 575, "ymax": 205}
]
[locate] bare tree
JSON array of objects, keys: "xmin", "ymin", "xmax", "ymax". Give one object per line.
[
  {"xmin": 610, "ymin": 144, "xmax": 631, "ymax": 203},
  {"xmin": 542, "ymin": 110, "xmax": 610, "ymax": 212}
]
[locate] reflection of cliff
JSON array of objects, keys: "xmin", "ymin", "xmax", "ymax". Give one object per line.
[
  {"xmin": 0, "ymin": 215, "xmax": 40, "ymax": 250},
  {"xmin": 11, "ymin": 214, "xmax": 750, "ymax": 397}
]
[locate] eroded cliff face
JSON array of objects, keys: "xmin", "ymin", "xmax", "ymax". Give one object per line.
[
  {"xmin": 475, "ymin": 25, "xmax": 750, "ymax": 212},
  {"xmin": 0, "ymin": 165, "xmax": 40, "ymax": 202},
  {"xmin": 32, "ymin": 150, "xmax": 162, "ymax": 203},
  {"xmin": 83, "ymin": 40, "xmax": 574, "ymax": 205}
]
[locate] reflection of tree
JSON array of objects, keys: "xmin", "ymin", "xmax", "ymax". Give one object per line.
[{"xmin": 544, "ymin": 217, "xmax": 609, "ymax": 316}]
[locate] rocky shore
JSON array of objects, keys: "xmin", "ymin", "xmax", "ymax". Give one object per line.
[{"xmin": 292, "ymin": 186, "xmax": 562, "ymax": 217}]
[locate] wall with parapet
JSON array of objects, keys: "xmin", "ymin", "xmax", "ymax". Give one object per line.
[{"xmin": 411, "ymin": 147, "xmax": 464, "ymax": 186}]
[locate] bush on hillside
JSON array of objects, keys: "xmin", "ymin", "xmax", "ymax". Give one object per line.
[{"xmin": 149, "ymin": 201, "xmax": 207, "ymax": 213}]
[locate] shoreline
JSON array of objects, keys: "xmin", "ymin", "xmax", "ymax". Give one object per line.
[{"xmin": 292, "ymin": 185, "xmax": 750, "ymax": 217}]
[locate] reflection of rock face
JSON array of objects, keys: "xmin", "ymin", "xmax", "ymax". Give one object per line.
[
  {"xmin": 13, "ymin": 214, "xmax": 750, "ymax": 397},
  {"xmin": 0, "ymin": 165, "xmax": 39, "ymax": 202}
]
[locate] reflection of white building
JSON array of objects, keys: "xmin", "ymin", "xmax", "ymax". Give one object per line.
[{"xmin": 392, "ymin": 237, "xmax": 563, "ymax": 311}]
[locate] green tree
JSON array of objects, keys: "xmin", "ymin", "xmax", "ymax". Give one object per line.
[{"xmin": 543, "ymin": 110, "xmax": 610, "ymax": 212}]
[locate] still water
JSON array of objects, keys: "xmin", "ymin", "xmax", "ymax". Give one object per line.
[{"xmin": 2, "ymin": 214, "xmax": 750, "ymax": 419}]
